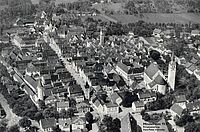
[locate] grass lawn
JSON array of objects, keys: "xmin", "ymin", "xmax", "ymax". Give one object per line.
[{"xmin": 109, "ymin": 13, "xmax": 200, "ymax": 24}]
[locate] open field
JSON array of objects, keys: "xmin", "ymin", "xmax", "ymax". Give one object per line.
[
  {"xmin": 109, "ymin": 13, "xmax": 200, "ymax": 24},
  {"xmin": 31, "ymin": 0, "xmax": 40, "ymax": 4}
]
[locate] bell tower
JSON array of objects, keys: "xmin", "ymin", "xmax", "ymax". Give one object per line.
[
  {"xmin": 168, "ymin": 52, "xmax": 176, "ymax": 91},
  {"xmin": 37, "ymin": 78, "xmax": 44, "ymax": 101}
]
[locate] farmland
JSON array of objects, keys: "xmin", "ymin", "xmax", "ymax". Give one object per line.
[{"xmin": 109, "ymin": 13, "xmax": 200, "ymax": 24}]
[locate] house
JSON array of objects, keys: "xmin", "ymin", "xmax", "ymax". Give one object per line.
[
  {"xmin": 110, "ymin": 92, "xmax": 122, "ymax": 105},
  {"xmin": 68, "ymin": 85, "xmax": 84, "ymax": 103},
  {"xmin": 58, "ymin": 117, "xmax": 87, "ymax": 132},
  {"xmin": 137, "ymin": 91, "xmax": 156, "ymax": 104},
  {"xmin": 56, "ymin": 101, "xmax": 70, "ymax": 112},
  {"xmin": 170, "ymin": 104, "xmax": 184, "ymax": 117},
  {"xmin": 91, "ymin": 97, "xmax": 104, "ymax": 113},
  {"xmin": 121, "ymin": 113, "xmax": 138, "ymax": 132},
  {"xmin": 187, "ymin": 101, "xmax": 200, "ymax": 115},
  {"xmin": 191, "ymin": 30, "xmax": 200, "ymax": 36},
  {"xmin": 144, "ymin": 63, "xmax": 167, "ymax": 95},
  {"xmin": 104, "ymin": 102, "xmax": 119, "ymax": 114},
  {"xmin": 174, "ymin": 95, "xmax": 187, "ymax": 109},
  {"xmin": 76, "ymin": 101, "xmax": 91, "ymax": 114},
  {"xmin": 40, "ymin": 118, "xmax": 56, "ymax": 132},
  {"xmin": 153, "ymin": 28, "xmax": 162, "ymax": 38},
  {"xmin": 132, "ymin": 101, "xmax": 145, "ymax": 113}
]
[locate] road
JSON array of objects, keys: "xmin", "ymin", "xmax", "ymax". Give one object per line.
[
  {"xmin": 49, "ymin": 37, "xmax": 87, "ymax": 95},
  {"xmin": 0, "ymin": 93, "xmax": 21, "ymax": 127}
]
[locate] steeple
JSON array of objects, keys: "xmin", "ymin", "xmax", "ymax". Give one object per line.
[
  {"xmin": 168, "ymin": 52, "xmax": 176, "ymax": 91},
  {"xmin": 37, "ymin": 78, "xmax": 44, "ymax": 101},
  {"xmin": 100, "ymin": 27, "xmax": 105, "ymax": 45}
]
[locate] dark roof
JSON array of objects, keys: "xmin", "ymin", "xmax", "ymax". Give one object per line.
[
  {"xmin": 175, "ymin": 95, "xmax": 186, "ymax": 103},
  {"xmin": 40, "ymin": 118, "xmax": 56, "ymax": 129},
  {"xmin": 117, "ymin": 62, "xmax": 130, "ymax": 74},
  {"xmin": 69, "ymin": 85, "xmax": 83, "ymax": 94},
  {"xmin": 154, "ymin": 75, "xmax": 167, "ymax": 85}
]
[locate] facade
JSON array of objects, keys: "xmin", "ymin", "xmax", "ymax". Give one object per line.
[
  {"xmin": 132, "ymin": 101, "xmax": 145, "ymax": 113},
  {"xmin": 167, "ymin": 55, "xmax": 176, "ymax": 91}
]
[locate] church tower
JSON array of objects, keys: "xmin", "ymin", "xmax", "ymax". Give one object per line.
[
  {"xmin": 168, "ymin": 52, "xmax": 176, "ymax": 91},
  {"xmin": 37, "ymin": 78, "xmax": 44, "ymax": 101},
  {"xmin": 85, "ymin": 82, "xmax": 90, "ymax": 100},
  {"xmin": 100, "ymin": 28, "xmax": 105, "ymax": 45}
]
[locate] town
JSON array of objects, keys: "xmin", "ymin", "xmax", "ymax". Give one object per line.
[{"xmin": 1, "ymin": 0, "xmax": 200, "ymax": 132}]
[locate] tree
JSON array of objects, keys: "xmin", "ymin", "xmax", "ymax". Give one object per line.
[
  {"xmin": 59, "ymin": 109, "xmax": 67, "ymax": 118},
  {"xmin": 85, "ymin": 112, "xmax": 93, "ymax": 124},
  {"xmin": 0, "ymin": 119, "xmax": 8, "ymax": 132},
  {"xmin": 8, "ymin": 125, "xmax": 20, "ymax": 132},
  {"xmin": 70, "ymin": 98, "xmax": 76, "ymax": 107},
  {"xmin": 66, "ymin": 108, "xmax": 75, "ymax": 119},
  {"xmin": 142, "ymin": 113, "xmax": 150, "ymax": 121},
  {"xmin": 150, "ymin": 50, "xmax": 161, "ymax": 60},
  {"xmin": 185, "ymin": 122, "xmax": 200, "ymax": 132},
  {"xmin": 121, "ymin": 92, "xmax": 139, "ymax": 107},
  {"xmin": 99, "ymin": 115, "xmax": 121, "ymax": 132},
  {"xmin": 19, "ymin": 117, "xmax": 32, "ymax": 130},
  {"xmin": 34, "ymin": 111, "xmax": 44, "ymax": 121},
  {"xmin": 38, "ymin": 100, "xmax": 46, "ymax": 110},
  {"xmin": 113, "ymin": 118, "xmax": 121, "ymax": 129},
  {"xmin": 43, "ymin": 107, "xmax": 59, "ymax": 119},
  {"xmin": 52, "ymin": 126, "xmax": 61, "ymax": 132},
  {"xmin": 175, "ymin": 114, "xmax": 194, "ymax": 127}
]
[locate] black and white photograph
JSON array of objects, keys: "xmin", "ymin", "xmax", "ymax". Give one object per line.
[{"xmin": 0, "ymin": 0, "xmax": 200, "ymax": 132}]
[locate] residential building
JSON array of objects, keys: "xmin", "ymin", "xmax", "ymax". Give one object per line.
[{"xmin": 132, "ymin": 101, "xmax": 145, "ymax": 113}]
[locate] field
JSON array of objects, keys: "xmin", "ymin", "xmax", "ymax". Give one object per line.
[
  {"xmin": 109, "ymin": 13, "xmax": 200, "ymax": 24},
  {"xmin": 31, "ymin": 0, "xmax": 40, "ymax": 4}
]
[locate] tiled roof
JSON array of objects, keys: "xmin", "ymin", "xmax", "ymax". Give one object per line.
[
  {"xmin": 170, "ymin": 104, "xmax": 184, "ymax": 116},
  {"xmin": 133, "ymin": 101, "xmax": 144, "ymax": 108},
  {"xmin": 144, "ymin": 63, "xmax": 160, "ymax": 79},
  {"xmin": 153, "ymin": 74, "xmax": 167, "ymax": 85},
  {"xmin": 40, "ymin": 118, "xmax": 56, "ymax": 129},
  {"xmin": 175, "ymin": 95, "xmax": 186, "ymax": 103}
]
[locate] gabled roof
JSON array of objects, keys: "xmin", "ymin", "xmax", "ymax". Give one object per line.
[
  {"xmin": 175, "ymin": 95, "xmax": 187, "ymax": 103},
  {"xmin": 40, "ymin": 118, "xmax": 56, "ymax": 129},
  {"xmin": 117, "ymin": 62, "xmax": 130, "ymax": 74},
  {"xmin": 144, "ymin": 63, "xmax": 160, "ymax": 79},
  {"xmin": 133, "ymin": 101, "xmax": 144, "ymax": 108},
  {"xmin": 170, "ymin": 104, "xmax": 184, "ymax": 116},
  {"xmin": 153, "ymin": 74, "xmax": 167, "ymax": 85},
  {"xmin": 111, "ymin": 92, "xmax": 122, "ymax": 103}
]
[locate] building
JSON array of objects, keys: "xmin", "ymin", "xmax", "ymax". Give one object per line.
[
  {"xmin": 144, "ymin": 63, "xmax": 167, "ymax": 95},
  {"xmin": 137, "ymin": 91, "xmax": 156, "ymax": 104},
  {"xmin": 56, "ymin": 101, "xmax": 70, "ymax": 112},
  {"xmin": 104, "ymin": 102, "xmax": 119, "ymax": 114},
  {"xmin": 170, "ymin": 104, "xmax": 184, "ymax": 117},
  {"xmin": 132, "ymin": 101, "xmax": 145, "ymax": 113},
  {"xmin": 167, "ymin": 54, "xmax": 176, "ymax": 91},
  {"xmin": 174, "ymin": 95, "xmax": 187, "ymax": 109},
  {"xmin": 187, "ymin": 101, "xmax": 200, "ymax": 115},
  {"xmin": 110, "ymin": 92, "xmax": 122, "ymax": 105},
  {"xmin": 40, "ymin": 118, "xmax": 56, "ymax": 132}
]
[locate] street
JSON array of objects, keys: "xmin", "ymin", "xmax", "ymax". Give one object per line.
[{"xmin": 49, "ymin": 38, "xmax": 87, "ymax": 95}]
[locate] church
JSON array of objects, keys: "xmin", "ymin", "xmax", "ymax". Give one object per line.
[{"xmin": 144, "ymin": 56, "xmax": 176, "ymax": 95}]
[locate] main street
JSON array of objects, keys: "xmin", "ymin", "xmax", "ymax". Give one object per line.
[{"xmin": 49, "ymin": 37, "xmax": 87, "ymax": 96}]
